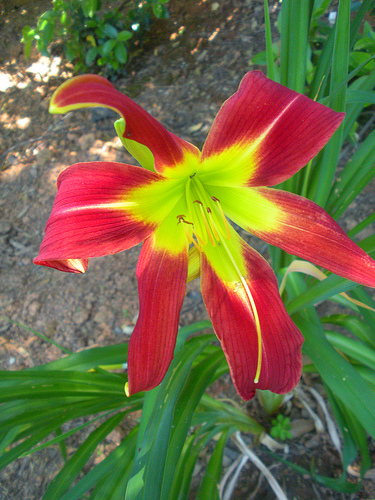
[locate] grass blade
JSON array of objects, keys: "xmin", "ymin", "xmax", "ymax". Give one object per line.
[{"xmin": 43, "ymin": 412, "xmax": 126, "ymax": 499}]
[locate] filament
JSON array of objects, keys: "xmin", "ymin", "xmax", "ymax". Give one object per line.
[
  {"xmin": 212, "ymin": 197, "xmax": 231, "ymax": 240},
  {"xmin": 220, "ymin": 237, "xmax": 262, "ymax": 384},
  {"xmin": 195, "ymin": 201, "xmax": 216, "ymax": 246}
]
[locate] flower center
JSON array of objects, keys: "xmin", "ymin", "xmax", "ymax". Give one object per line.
[
  {"xmin": 180, "ymin": 176, "xmax": 230, "ymax": 250},
  {"xmin": 178, "ymin": 175, "xmax": 262, "ymax": 384}
]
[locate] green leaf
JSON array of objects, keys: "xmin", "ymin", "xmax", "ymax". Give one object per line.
[
  {"xmin": 350, "ymin": 288, "xmax": 375, "ymax": 341},
  {"xmin": 325, "ymin": 331, "xmax": 375, "ymax": 371},
  {"xmin": 294, "ymin": 309, "xmax": 375, "ymax": 438},
  {"xmin": 350, "ymin": 0, "xmax": 375, "ymax": 50},
  {"xmin": 60, "ymin": 10, "xmax": 68, "ymax": 26},
  {"xmin": 196, "ymin": 429, "xmax": 231, "ymax": 500},
  {"xmin": 115, "ymin": 42, "xmax": 128, "ymax": 64},
  {"xmin": 251, "ymin": 50, "xmax": 268, "ymax": 65},
  {"xmin": 264, "ymin": 0, "xmax": 276, "ymax": 81},
  {"xmin": 21, "ymin": 26, "xmax": 37, "ymax": 59},
  {"xmin": 101, "ymin": 39, "xmax": 117, "ymax": 56},
  {"xmin": 322, "ymin": 314, "xmax": 375, "ymax": 348},
  {"xmin": 117, "ymin": 30, "xmax": 133, "ymax": 42},
  {"xmin": 328, "ymin": 127, "xmax": 375, "ymax": 219},
  {"xmin": 65, "ymin": 44, "xmax": 77, "ymax": 62},
  {"xmin": 37, "ymin": 37, "xmax": 50, "ymax": 57},
  {"xmin": 286, "ymin": 274, "xmax": 359, "ymax": 314},
  {"xmin": 111, "ymin": 59, "xmax": 120, "ymax": 71},
  {"xmin": 102, "ymin": 23, "xmax": 118, "ymax": 38},
  {"xmin": 0, "ymin": 426, "xmax": 24, "ymax": 458},
  {"xmin": 85, "ymin": 46, "xmax": 98, "ymax": 66},
  {"xmin": 279, "ymin": 0, "xmax": 311, "ymax": 92},
  {"xmin": 43, "ymin": 412, "xmax": 126, "ymax": 499},
  {"xmin": 354, "ymin": 37, "xmax": 375, "ymax": 51},
  {"xmin": 20, "ymin": 409, "xmax": 132, "ymax": 458},
  {"xmin": 40, "ymin": 19, "xmax": 55, "ymax": 46},
  {"xmin": 311, "ymin": 0, "xmax": 350, "ymax": 208},
  {"xmin": 0, "ymin": 424, "xmax": 57, "ymax": 470},
  {"xmin": 0, "ymin": 316, "xmax": 72, "ymax": 354},
  {"xmin": 125, "ymin": 334, "xmax": 215, "ymax": 500},
  {"xmin": 167, "ymin": 430, "xmax": 214, "ymax": 500},
  {"xmin": 286, "ymin": 273, "xmax": 375, "ymax": 438},
  {"xmin": 81, "ymin": 0, "xmax": 98, "ymax": 17},
  {"xmin": 160, "ymin": 350, "xmax": 226, "ymax": 498},
  {"xmin": 59, "ymin": 429, "xmax": 138, "ymax": 500},
  {"xmin": 197, "ymin": 395, "xmax": 264, "ymax": 435},
  {"xmin": 349, "ymin": 51, "xmax": 375, "ymax": 74},
  {"xmin": 325, "ymin": 385, "xmax": 371, "ymax": 476},
  {"xmin": 28, "ymin": 343, "xmax": 129, "ymax": 372},
  {"xmin": 0, "ymin": 370, "xmax": 126, "ymax": 402},
  {"xmin": 346, "ymin": 89, "xmax": 375, "ymax": 104}
]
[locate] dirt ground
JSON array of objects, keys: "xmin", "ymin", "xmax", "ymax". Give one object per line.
[{"xmin": 1, "ymin": 0, "xmax": 375, "ymax": 499}]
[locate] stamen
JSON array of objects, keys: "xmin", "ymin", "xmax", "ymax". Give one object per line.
[
  {"xmin": 206, "ymin": 207, "xmax": 220, "ymax": 241},
  {"xmin": 194, "ymin": 200, "xmax": 216, "ymax": 246},
  {"xmin": 177, "ymin": 214, "xmax": 199, "ymax": 248},
  {"xmin": 212, "ymin": 197, "xmax": 231, "ymax": 239}
]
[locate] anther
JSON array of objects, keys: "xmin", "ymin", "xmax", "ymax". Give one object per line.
[{"xmin": 177, "ymin": 214, "xmax": 193, "ymax": 226}]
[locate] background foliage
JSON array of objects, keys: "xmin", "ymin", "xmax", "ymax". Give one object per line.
[
  {"xmin": 21, "ymin": 0, "xmax": 170, "ymax": 76},
  {"xmin": 3, "ymin": 0, "xmax": 375, "ymax": 498}
]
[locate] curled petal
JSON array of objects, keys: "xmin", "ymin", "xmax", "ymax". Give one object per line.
[
  {"xmin": 50, "ymin": 74, "xmax": 200, "ymax": 176},
  {"xmin": 34, "ymin": 162, "xmax": 162, "ymax": 272},
  {"xmin": 200, "ymin": 71, "xmax": 344, "ymax": 187},
  {"xmin": 200, "ymin": 231, "xmax": 303, "ymax": 400},
  {"xmin": 217, "ymin": 185, "xmax": 375, "ymax": 288},
  {"xmin": 127, "ymin": 224, "xmax": 188, "ymax": 395}
]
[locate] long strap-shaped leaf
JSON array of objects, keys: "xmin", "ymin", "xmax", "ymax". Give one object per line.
[
  {"xmin": 160, "ymin": 349, "xmax": 226, "ymax": 499},
  {"xmin": 196, "ymin": 429, "xmax": 232, "ymax": 500},
  {"xmin": 57, "ymin": 428, "xmax": 138, "ymax": 500},
  {"xmin": 43, "ymin": 412, "xmax": 126, "ymax": 499},
  {"xmin": 311, "ymin": 0, "xmax": 350, "ymax": 207},
  {"xmin": 125, "ymin": 334, "xmax": 215, "ymax": 500},
  {"xmin": 288, "ymin": 274, "xmax": 375, "ymax": 438}
]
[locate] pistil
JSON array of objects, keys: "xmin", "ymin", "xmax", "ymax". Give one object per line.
[{"xmin": 183, "ymin": 176, "xmax": 263, "ymax": 384}]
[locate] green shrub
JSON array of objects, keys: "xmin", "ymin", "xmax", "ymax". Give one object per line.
[{"xmin": 21, "ymin": 0, "xmax": 170, "ymax": 76}]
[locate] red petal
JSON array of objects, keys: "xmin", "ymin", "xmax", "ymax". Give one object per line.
[
  {"xmin": 127, "ymin": 232, "xmax": 188, "ymax": 395},
  {"xmin": 247, "ymin": 188, "xmax": 375, "ymax": 288},
  {"xmin": 50, "ymin": 75, "xmax": 199, "ymax": 175},
  {"xmin": 201, "ymin": 239, "xmax": 303, "ymax": 400},
  {"xmin": 201, "ymin": 71, "xmax": 344, "ymax": 186},
  {"xmin": 34, "ymin": 162, "xmax": 159, "ymax": 272}
]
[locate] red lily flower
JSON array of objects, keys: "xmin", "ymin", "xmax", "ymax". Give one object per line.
[{"xmin": 34, "ymin": 71, "xmax": 375, "ymax": 400}]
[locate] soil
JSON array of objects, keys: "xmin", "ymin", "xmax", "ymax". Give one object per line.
[{"xmin": 1, "ymin": 0, "xmax": 375, "ymax": 499}]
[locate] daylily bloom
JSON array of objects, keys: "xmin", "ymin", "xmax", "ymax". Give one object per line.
[{"xmin": 34, "ymin": 71, "xmax": 375, "ymax": 400}]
